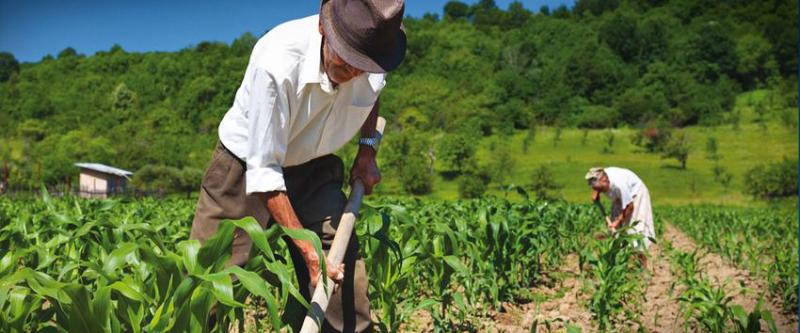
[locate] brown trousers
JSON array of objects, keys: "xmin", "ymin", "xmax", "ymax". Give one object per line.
[{"xmin": 190, "ymin": 143, "xmax": 372, "ymax": 333}]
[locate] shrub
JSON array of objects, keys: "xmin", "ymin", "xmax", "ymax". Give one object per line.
[
  {"xmin": 437, "ymin": 133, "xmax": 475, "ymax": 173},
  {"xmin": 575, "ymin": 105, "xmax": 620, "ymax": 129},
  {"xmin": 132, "ymin": 165, "xmax": 203, "ymax": 196},
  {"xmin": 131, "ymin": 165, "xmax": 181, "ymax": 194},
  {"xmin": 631, "ymin": 125, "xmax": 672, "ymax": 153},
  {"xmin": 661, "ymin": 133, "xmax": 690, "ymax": 169},
  {"xmin": 401, "ymin": 154, "xmax": 433, "ymax": 195},
  {"xmin": 602, "ymin": 130, "xmax": 615, "ymax": 154},
  {"xmin": 744, "ymin": 157, "xmax": 798, "ymax": 199},
  {"xmin": 490, "ymin": 147, "xmax": 516, "ymax": 186},
  {"xmin": 705, "ymin": 137, "xmax": 720, "ymax": 162},
  {"xmin": 528, "ymin": 165, "xmax": 563, "ymax": 200},
  {"xmin": 712, "ymin": 164, "xmax": 733, "ymax": 190},
  {"xmin": 458, "ymin": 171, "xmax": 490, "ymax": 199}
]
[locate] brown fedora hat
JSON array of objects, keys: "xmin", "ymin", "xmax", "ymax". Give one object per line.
[{"xmin": 320, "ymin": 0, "xmax": 406, "ymax": 73}]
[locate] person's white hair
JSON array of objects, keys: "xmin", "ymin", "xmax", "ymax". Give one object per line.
[{"xmin": 584, "ymin": 167, "xmax": 604, "ymax": 187}]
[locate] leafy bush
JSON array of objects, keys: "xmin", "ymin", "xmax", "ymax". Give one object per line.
[
  {"xmin": 437, "ymin": 133, "xmax": 475, "ymax": 173},
  {"xmin": 661, "ymin": 133, "xmax": 690, "ymax": 169},
  {"xmin": 132, "ymin": 165, "xmax": 202, "ymax": 195},
  {"xmin": 400, "ymin": 154, "xmax": 433, "ymax": 195},
  {"xmin": 457, "ymin": 171, "xmax": 490, "ymax": 199},
  {"xmin": 705, "ymin": 137, "xmax": 720, "ymax": 162},
  {"xmin": 0, "ymin": 52, "xmax": 19, "ymax": 82},
  {"xmin": 744, "ymin": 157, "xmax": 798, "ymax": 199},
  {"xmin": 713, "ymin": 165, "xmax": 733, "ymax": 190},
  {"xmin": 575, "ymin": 105, "xmax": 620, "ymax": 129},
  {"xmin": 602, "ymin": 130, "xmax": 615, "ymax": 154},
  {"xmin": 489, "ymin": 145, "xmax": 516, "ymax": 186},
  {"xmin": 528, "ymin": 165, "xmax": 563, "ymax": 200},
  {"xmin": 631, "ymin": 125, "xmax": 672, "ymax": 153}
]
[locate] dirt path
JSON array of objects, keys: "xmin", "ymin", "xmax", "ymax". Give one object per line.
[
  {"xmin": 661, "ymin": 224, "xmax": 797, "ymax": 333},
  {"xmin": 640, "ymin": 229, "xmax": 681, "ymax": 332},
  {"xmin": 492, "ymin": 254, "xmax": 594, "ymax": 333},
  {"xmin": 488, "ymin": 224, "xmax": 797, "ymax": 333}
]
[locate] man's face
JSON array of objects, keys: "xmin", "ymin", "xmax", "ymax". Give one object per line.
[
  {"xmin": 591, "ymin": 174, "xmax": 610, "ymax": 193},
  {"xmin": 321, "ymin": 37, "xmax": 364, "ymax": 85}
]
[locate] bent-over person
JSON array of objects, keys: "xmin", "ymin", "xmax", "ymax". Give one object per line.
[
  {"xmin": 585, "ymin": 167, "xmax": 656, "ymax": 266},
  {"xmin": 189, "ymin": 1, "xmax": 406, "ymax": 332}
]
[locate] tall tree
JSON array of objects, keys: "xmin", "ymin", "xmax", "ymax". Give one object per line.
[{"xmin": 0, "ymin": 52, "xmax": 19, "ymax": 82}]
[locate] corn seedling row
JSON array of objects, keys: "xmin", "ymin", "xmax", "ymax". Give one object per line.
[{"xmin": 0, "ymin": 192, "xmax": 795, "ymax": 332}]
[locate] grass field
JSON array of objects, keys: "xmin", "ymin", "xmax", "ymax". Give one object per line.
[{"xmin": 380, "ymin": 91, "xmax": 798, "ymax": 207}]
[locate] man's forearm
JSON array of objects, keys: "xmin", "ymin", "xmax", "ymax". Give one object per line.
[
  {"xmin": 360, "ymin": 99, "xmax": 379, "ymax": 139},
  {"xmin": 623, "ymin": 203, "xmax": 634, "ymax": 220},
  {"xmin": 614, "ymin": 203, "xmax": 635, "ymax": 226},
  {"xmin": 259, "ymin": 191, "xmax": 314, "ymax": 254}
]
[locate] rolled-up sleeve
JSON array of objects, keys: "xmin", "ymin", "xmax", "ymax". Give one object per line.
[{"xmin": 245, "ymin": 67, "xmax": 290, "ymax": 194}]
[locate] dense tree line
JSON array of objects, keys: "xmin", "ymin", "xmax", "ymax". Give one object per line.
[{"xmin": 0, "ymin": 0, "xmax": 796, "ymax": 193}]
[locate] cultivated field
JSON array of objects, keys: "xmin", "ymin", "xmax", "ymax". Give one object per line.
[{"xmin": 0, "ymin": 192, "xmax": 796, "ymax": 332}]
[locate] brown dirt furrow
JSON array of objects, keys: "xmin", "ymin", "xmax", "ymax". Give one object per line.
[
  {"xmin": 493, "ymin": 254, "xmax": 594, "ymax": 333},
  {"xmin": 396, "ymin": 223, "xmax": 797, "ymax": 333},
  {"xmin": 662, "ymin": 224, "xmax": 797, "ymax": 333},
  {"xmin": 641, "ymin": 228, "xmax": 683, "ymax": 332}
]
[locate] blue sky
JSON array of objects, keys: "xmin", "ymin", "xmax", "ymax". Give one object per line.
[{"xmin": 0, "ymin": 0, "xmax": 573, "ymax": 63}]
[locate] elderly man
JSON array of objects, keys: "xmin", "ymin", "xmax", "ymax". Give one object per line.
[
  {"xmin": 189, "ymin": 0, "xmax": 406, "ymax": 332},
  {"xmin": 585, "ymin": 167, "xmax": 656, "ymax": 261}
]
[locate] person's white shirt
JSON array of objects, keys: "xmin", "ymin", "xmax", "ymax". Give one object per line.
[
  {"xmin": 603, "ymin": 167, "xmax": 643, "ymax": 208},
  {"xmin": 218, "ymin": 14, "xmax": 386, "ymax": 195}
]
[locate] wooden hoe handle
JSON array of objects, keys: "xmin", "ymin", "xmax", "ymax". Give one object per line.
[{"xmin": 299, "ymin": 117, "xmax": 385, "ymax": 333}]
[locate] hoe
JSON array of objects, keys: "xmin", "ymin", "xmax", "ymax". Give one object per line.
[{"xmin": 300, "ymin": 117, "xmax": 386, "ymax": 333}]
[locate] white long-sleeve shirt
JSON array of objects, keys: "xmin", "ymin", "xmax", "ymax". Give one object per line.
[
  {"xmin": 603, "ymin": 167, "xmax": 644, "ymax": 209},
  {"xmin": 218, "ymin": 14, "xmax": 386, "ymax": 194}
]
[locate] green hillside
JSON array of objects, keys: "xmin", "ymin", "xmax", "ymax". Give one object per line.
[{"xmin": 0, "ymin": 0, "xmax": 796, "ymax": 206}]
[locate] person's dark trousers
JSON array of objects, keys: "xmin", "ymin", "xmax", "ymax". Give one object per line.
[{"xmin": 190, "ymin": 142, "xmax": 372, "ymax": 332}]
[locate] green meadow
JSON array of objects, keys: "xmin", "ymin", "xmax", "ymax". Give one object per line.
[{"xmin": 380, "ymin": 91, "xmax": 798, "ymax": 207}]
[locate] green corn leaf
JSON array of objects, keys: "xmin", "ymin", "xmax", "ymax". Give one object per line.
[
  {"xmin": 761, "ymin": 309, "xmax": 777, "ymax": 333},
  {"xmin": 178, "ymin": 240, "xmax": 202, "ymax": 276},
  {"xmin": 566, "ymin": 324, "xmax": 582, "ymax": 333},
  {"xmin": 264, "ymin": 260, "xmax": 308, "ymax": 308},
  {"xmin": 224, "ymin": 266, "xmax": 283, "ymax": 329},
  {"xmin": 63, "ymin": 284, "xmax": 104, "ymax": 333},
  {"xmin": 92, "ymin": 286, "xmax": 112, "ymax": 331},
  {"xmin": 443, "ymin": 255, "xmax": 468, "ymax": 275},
  {"xmin": 0, "ymin": 251, "xmax": 14, "ymax": 276},
  {"xmin": 196, "ymin": 220, "xmax": 235, "ymax": 270},
  {"xmin": 196, "ymin": 272, "xmax": 243, "ymax": 308},
  {"xmin": 231, "ymin": 217, "xmax": 274, "ymax": 261},
  {"xmin": 280, "ymin": 226, "xmax": 327, "ymax": 289},
  {"xmin": 103, "ymin": 243, "xmax": 138, "ymax": 277},
  {"xmin": 108, "ymin": 281, "xmax": 146, "ymax": 302},
  {"xmin": 188, "ymin": 285, "xmax": 215, "ymax": 333},
  {"xmin": 7, "ymin": 288, "xmax": 40, "ymax": 332},
  {"xmin": 146, "ymin": 298, "xmax": 174, "ymax": 332}
]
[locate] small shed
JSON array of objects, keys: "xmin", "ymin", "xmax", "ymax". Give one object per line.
[{"xmin": 75, "ymin": 163, "xmax": 133, "ymax": 199}]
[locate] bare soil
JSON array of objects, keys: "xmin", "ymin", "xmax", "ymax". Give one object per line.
[
  {"xmin": 492, "ymin": 254, "xmax": 594, "ymax": 333},
  {"xmin": 474, "ymin": 224, "xmax": 797, "ymax": 333},
  {"xmin": 249, "ymin": 224, "xmax": 798, "ymax": 333},
  {"xmin": 660, "ymin": 224, "xmax": 797, "ymax": 333}
]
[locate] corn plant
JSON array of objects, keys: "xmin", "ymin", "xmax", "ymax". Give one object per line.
[
  {"xmin": 358, "ymin": 203, "xmax": 434, "ymax": 333},
  {"xmin": 581, "ymin": 223, "xmax": 645, "ymax": 331},
  {"xmin": 0, "ymin": 190, "xmax": 324, "ymax": 332},
  {"xmin": 3, "ymin": 191, "xmax": 787, "ymax": 332},
  {"xmin": 667, "ymin": 246, "xmax": 778, "ymax": 333},
  {"xmin": 361, "ymin": 195, "xmax": 597, "ymax": 331},
  {"xmin": 663, "ymin": 206, "xmax": 798, "ymax": 312}
]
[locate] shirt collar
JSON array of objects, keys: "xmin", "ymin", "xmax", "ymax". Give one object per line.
[{"xmin": 299, "ymin": 24, "xmax": 337, "ymax": 94}]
